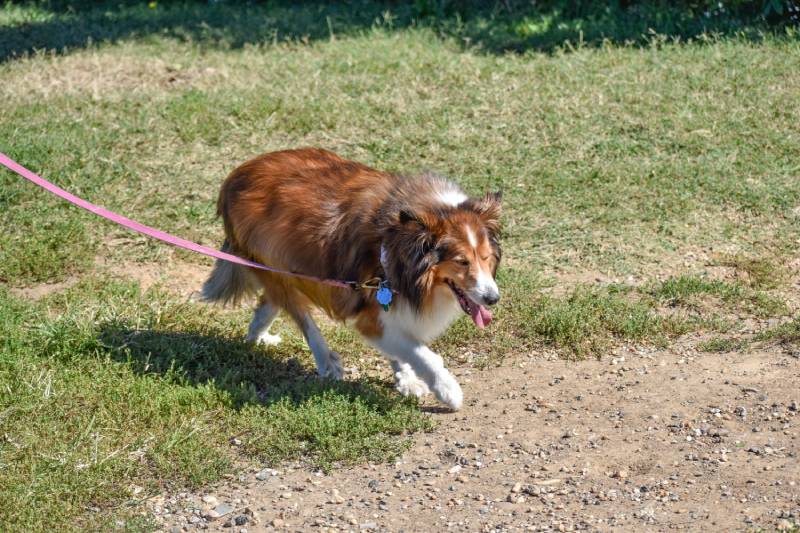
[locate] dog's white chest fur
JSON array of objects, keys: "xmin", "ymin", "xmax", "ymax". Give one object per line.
[{"xmin": 379, "ymin": 287, "xmax": 463, "ymax": 344}]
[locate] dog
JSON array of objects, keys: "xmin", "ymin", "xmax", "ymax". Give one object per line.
[{"xmin": 201, "ymin": 148, "xmax": 501, "ymax": 410}]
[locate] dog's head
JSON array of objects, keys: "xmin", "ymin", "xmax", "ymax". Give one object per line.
[{"xmin": 382, "ymin": 191, "xmax": 502, "ymax": 329}]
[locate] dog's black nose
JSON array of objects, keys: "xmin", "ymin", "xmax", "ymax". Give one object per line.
[{"xmin": 483, "ymin": 293, "xmax": 500, "ymax": 306}]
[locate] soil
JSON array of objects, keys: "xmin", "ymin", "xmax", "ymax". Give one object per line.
[
  {"xmin": 8, "ymin": 257, "xmax": 210, "ymax": 300},
  {"xmin": 146, "ymin": 336, "xmax": 800, "ymax": 532},
  {"xmin": 12, "ymin": 262, "xmax": 797, "ymax": 531},
  {"xmin": 96, "ymin": 257, "xmax": 211, "ymax": 297}
]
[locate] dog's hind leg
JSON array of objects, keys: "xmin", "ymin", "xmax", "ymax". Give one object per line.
[
  {"xmin": 390, "ymin": 360, "xmax": 430, "ymax": 399},
  {"xmin": 251, "ymin": 272, "xmax": 343, "ymax": 380},
  {"xmin": 246, "ymin": 294, "xmax": 282, "ymax": 346},
  {"xmin": 294, "ymin": 313, "xmax": 343, "ymax": 380}
]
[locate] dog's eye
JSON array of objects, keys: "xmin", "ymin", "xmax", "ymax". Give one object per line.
[{"xmin": 456, "ymin": 258, "xmax": 470, "ymax": 267}]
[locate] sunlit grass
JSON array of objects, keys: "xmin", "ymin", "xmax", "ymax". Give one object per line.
[{"xmin": 0, "ymin": 281, "xmax": 432, "ymax": 530}]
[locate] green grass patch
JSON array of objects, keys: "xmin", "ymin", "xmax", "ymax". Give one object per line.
[
  {"xmin": 463, "ymin": 271, "xmax": 789, "ymax": 359},
  {"xmin": 647, "ymin": 274, "xmax": 787, "ymax": 317},
  {"xmin": 0, "ymin": 281, "xmax": 431, "ymax": 531},
  {"xmin": 521, "ymin": 285, "xmax": 689, "ymax": 358},
  {"xmin": 0, "ymin": 0, "xmax": 792, "ymax": 61},
  {"xmin": 652, "ymin": 275, "xmax": 746, "ymax": 302},
  {"xmin": 711, "ymin": 254, "xmax": 788, "ymax": 290},
  {"xmin": 755, "ymin": 317, "xmax": 800, "ymax": 345},
  {"xmin": 448, "ymin": 269, "xmax": 692, "ymax": 360},
  {"xmin": 697, "ymin": 336, "xmax": 747, "ymax": 352},
  {"xmin": 0, "ymin": 205, "xmax": 95, "ymax": 285}
]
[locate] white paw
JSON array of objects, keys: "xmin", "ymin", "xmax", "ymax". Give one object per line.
[
  {"xmin": 432, "ymin": 371, "xmax": 463, "ymax": 411},
  {"xmin": 395, "ymin": 369, "xmax": 430, "ymax": 399},
  {"xmin": 319, "ymin": 351, "xmax": 344, "ymax": 380},
  {"xmin": 248, "ymin": 332, "xmax": 282, "ymax": 346}
]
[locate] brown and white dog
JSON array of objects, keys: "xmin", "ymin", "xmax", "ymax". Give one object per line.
[{"xmin": 201, "ymin": 148, "xmax": 501, "ymax": 410}]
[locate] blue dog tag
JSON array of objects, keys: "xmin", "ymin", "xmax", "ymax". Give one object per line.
[{"xmin": 376, "ymin": 284, "xmax": 393, "ymax": 311}]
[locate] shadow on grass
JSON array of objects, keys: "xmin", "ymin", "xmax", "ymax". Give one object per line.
[
  {"xmin": 98, "ymin": 323, "xmax": 399, "ymax": 412},
  {"xmin": 2, "ymin": 0, "xmax": 796, "ymax": 62}
]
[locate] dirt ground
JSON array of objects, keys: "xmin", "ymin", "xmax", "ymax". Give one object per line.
[
  {"xmin": 16, "ymin": 258, "xmax": 796, "ymax": 531},
  {"xmin": 146, "ymin": 333, "xmax": 800, "ymax": 532}
]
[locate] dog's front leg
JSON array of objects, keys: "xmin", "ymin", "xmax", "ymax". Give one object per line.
[
  {"xmin": 390, "ymin": 360, "xmax": 431, "ymax": 399},
  {"xmin": 371, "ymin": 332, "xmax": 462, "ymax": 411}
]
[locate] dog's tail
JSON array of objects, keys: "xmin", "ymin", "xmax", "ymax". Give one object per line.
[{"xmin": 201, "ymin": 239, "xmax": 258, "ymax": 306}]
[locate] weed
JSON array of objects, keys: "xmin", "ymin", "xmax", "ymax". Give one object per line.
[
  {"xmin": 697, "ymin": 336, "xmax": 747, "ymax": 352},
  {"xmin": 756, "ymin": 317, "xmax": 800, "ymax": 345},
  {"xmin": 648, "ymin": 275, "xmax": 787, "ymax": 318},
  {"xmin": 711, "ymin": 254, "xmax": 787, "ymax": 290}
]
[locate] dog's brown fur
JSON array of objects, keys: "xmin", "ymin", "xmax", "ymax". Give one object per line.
[
  {"xmin": 208, "ymin": 148, "xmax": 500, "ymax": 342},
  {"xmin": 202, "ymin": 148, "xmax": 502, "ymax": 409}
]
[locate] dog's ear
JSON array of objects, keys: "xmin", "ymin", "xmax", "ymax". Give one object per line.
[
  {"xmin": 465, "ymin": 191, "xmax": 502, "ymax": 234},
  {"xmin": 386, "ymin": 208, "xmax": 439, "ymax": 308},
  {"xmin": 397, "ymin": 208, "xmax": 436, "ymax": 252},
  {"xmin": 398, "ymin": 208, "xmax": 440, "ymax": 238},
  {"xmin": 399, "ymin": 208, "xmax": 439, "ymax": 230},
  {"xmin": 399, "ymin": 209, "xmax": 423, "ymax": 226}
]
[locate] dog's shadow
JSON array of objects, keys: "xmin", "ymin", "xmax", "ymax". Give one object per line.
[{"xmin": 98, "ymin": 322, "xmax": 397, "ymax": 411}]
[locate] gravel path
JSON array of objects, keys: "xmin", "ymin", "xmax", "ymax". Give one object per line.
[{"xmin": 148, "ymin": 338, "xmax": 799, "ymax": 532}]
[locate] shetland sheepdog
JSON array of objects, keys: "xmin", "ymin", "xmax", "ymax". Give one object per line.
[{"xmin": 201, "ymin": 148, "xmax": 501, "ymax": 410}]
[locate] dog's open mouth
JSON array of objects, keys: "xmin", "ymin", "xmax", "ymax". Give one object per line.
[{"xmin": 446, "ymin": 280, "xmax": 493, "ymax": 330}]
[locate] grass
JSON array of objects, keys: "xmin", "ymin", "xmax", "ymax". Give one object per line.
[
  {"xmin": 1, "ymin": 0, "xmax": 795, "ymax": 61},
  {"xmin": 0, "ymin": 280, "xmax": 431, "ymax": 530},
  {"xmin": 3, "ymin": 31, "xmax": 800, "ymax": 280},
  {"xmin": 1, "ymin": 0, "xmax": 799, "ymax": 530},
  {"xmin": 523, "ymin": 285, "xmax": 685, "ymax": 357},
  {"xmin": 756, "ymin": 316, "xmax": 800, "ymax": 345},
  {"xmin": 434, "ymin": 270, "xmax": 782, "ymax": 360},
  {"xmin": 501, "ymin": 274, "xmax": 691, "ymax": 358},
  {"xmin": 697, "ymin": 336, "xmax": 747, "ymax": 352},
  {"xmin": 711, "ymin": 253, "xmax": 789, "ymax": 290},
  {"xmin": 647, "ymin": 274, "xmax": 787, "ymax": 317}
]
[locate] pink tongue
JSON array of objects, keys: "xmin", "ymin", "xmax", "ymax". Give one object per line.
[{"xmin": 470, "ymin": 304, "xmax": 493, "ymax": 330}]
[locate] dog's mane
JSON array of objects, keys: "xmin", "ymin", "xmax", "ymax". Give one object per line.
[{"xmin": 375, "ymin": 175, "xmax": 502, "ymax": 310}]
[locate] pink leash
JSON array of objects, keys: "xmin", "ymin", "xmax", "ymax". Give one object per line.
[{"xmin": 0, "ymin": 152, "xmax": 360, "ymax": 290}]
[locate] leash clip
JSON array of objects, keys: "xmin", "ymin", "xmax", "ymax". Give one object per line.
[
  {"xmin": 351, "ymin": 277, "xmax": 393, "ymax": 312},
  {"xmin": 352, "ymin": 277, "xmax": 382, "ymax": 291}
]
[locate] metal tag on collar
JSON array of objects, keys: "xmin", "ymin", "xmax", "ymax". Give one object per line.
[{"xmin": 376, "ymin": 280, "xmax": 393, "ymax": 311}]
